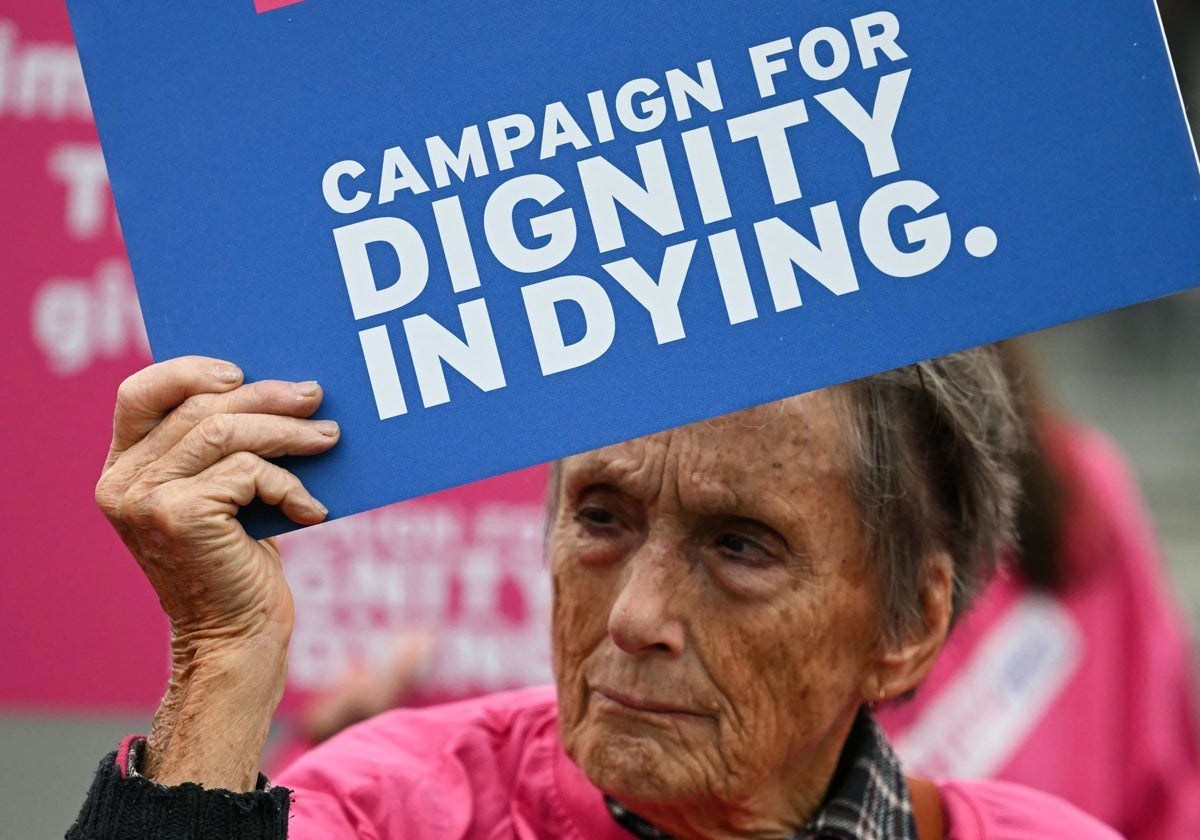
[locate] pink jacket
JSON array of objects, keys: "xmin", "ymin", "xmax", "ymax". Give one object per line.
[
  {"xmin": 278, "ymin": 685, "xmax": 1119, "ymax": 839},
  {"xmin": 877, "ymin": 422, "xmax": 1200, "ymax": 839}
]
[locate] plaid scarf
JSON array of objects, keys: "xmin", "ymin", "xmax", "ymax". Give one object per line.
[{"xmin": 605, "ymin": 708, "xmax": 918, "ymax": 840}]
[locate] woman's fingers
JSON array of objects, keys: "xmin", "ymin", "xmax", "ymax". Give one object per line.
[
  {"xmin": 109, "ymin": 356, "xmax": 244, "ymax": 459},
  {"xmin": 140, "ymin": 452, "xmax": 331, "ymax": 548},
  {"xmin": 97, "ymin": 412, "xmax": 339, "ymax": 525},
  {"xmin": 112, "ymin": 374, "xmax": 328, "ymax": 477},
  {"xmin": 156, "ymin": 379, "xmax": 327, "ymax": 445},
  {"xmin": 205, "ymin": 450, "xmax": 330, "ymax": 525},
  {"xmin": 155, "ymin": 410, "xmax": 339, "ymax": 482},
  {"xmin": 98, "ymin": 356, "xmax": 342, "ymax": 556}
]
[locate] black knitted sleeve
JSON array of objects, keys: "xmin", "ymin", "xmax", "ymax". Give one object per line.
[{"xmin": 66, "ymin": 750, "xmax": 292, "ymax": 839}]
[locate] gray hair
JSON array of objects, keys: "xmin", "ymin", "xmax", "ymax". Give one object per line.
[{"xmin": 841, "ymin": 346, "xmax": 1024, "ymax": 646}]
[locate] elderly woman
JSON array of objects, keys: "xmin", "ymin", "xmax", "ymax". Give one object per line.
[{"xmin": 69, "ymin": 349, "xmax": 1118, "ymax": 839}]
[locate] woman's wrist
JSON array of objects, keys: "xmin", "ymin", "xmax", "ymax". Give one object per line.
[{"xmin": 145, "ymin": 635, "xmax": 289, "ymax": 790}]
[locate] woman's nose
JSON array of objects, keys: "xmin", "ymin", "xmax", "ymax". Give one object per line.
[{"xmin": 606, "ymin": 539, "xmax": 687, "ymax": 657}]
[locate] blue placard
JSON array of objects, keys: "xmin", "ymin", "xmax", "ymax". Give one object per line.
[{"xmin": 67, "ymin": 1, "xmax": 1200, "ymax": 536}]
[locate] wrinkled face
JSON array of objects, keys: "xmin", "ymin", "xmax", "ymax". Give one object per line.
[{"xmin": 550, "ymin": 390, "xmax": 887, "ymax": 815}]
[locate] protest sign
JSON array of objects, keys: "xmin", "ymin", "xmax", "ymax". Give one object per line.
[{"xmin": 66, "ymin": 0, "xmax": 1200, "ymax": 536}]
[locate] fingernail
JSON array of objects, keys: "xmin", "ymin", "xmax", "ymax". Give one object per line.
[
  {"xmin": 293, "ymin": 380, "xmax": 320, "ymax": 397},
  {"xmin": 213, "ymin": 364, "xmax": 242, "ymax": 383},
  {"xmin": 311, "ymin": 497, "xmax": 329, "ymax": 517},
  {"xmin": 314, "ymin": 420, "xmax": 340, "ymax": 436}
]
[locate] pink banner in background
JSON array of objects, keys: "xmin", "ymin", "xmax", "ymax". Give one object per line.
[
  {"xmin": 255, "ymin": 0, "xmax": 306, "ymax": 14},
  {"xmin": 0, "ymin": 3, "xmax": 553, "ymax": 715},
  {"xmin": 0, "ymin": 3, "xmax": 157, "ymax": 712},
  {"xmin": 278, "ymin": 464, "xmax": 553, "ymax": 713}
]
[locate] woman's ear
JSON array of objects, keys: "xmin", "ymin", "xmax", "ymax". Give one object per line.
[{"xmin": 865, "ymin": 552, "xmax": 954, "ymax": 703}]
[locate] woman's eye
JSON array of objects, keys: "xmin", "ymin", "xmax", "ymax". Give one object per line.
[
  {"xmin": 715, "ymin": 533, "xmax": 773, "ymax": 565},
  {"xmin": 717, "ymin": 534, "xmax": 749, "ymax": 553},
  {"xmin": 577, "ymin": 505, "xmax": 616, "ymax": 528}
]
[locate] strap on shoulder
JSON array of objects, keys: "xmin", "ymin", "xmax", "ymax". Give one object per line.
[{"xmin": 906, "ymin": 776, "xmax": 946, "ymax": 840}]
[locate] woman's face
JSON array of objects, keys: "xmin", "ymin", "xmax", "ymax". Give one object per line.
[{"xmin": 550, "ymin": 390, "xmax": 889, "ymax": 826}]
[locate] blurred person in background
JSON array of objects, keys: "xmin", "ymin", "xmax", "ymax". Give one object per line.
[
  {"xmin": 876, "ymin": 340, "xmax": 1200, "ymax": 839},
  {"xmin": 265, "ymin": 630, "xmax": 434, "ymax": 774}
]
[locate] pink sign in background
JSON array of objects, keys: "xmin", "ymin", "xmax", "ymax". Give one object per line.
[{"xmin": 0, "ymin": 2, "xmax": 552, "ymax": 715}]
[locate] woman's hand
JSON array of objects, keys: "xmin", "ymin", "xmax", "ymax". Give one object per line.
[{"xmin": 94, "ymin": 355, "xmax": 341, "ymax": 788}]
